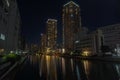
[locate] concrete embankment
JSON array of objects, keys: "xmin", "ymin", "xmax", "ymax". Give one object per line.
[{"xmin": 0, "ymin": 56, "xmax": 27, "ymax": 80}]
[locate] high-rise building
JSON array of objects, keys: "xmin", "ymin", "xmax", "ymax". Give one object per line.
[
  {"xmin": 41, "ymin": 33, "xmax": 47, "ymax": 53},
  {"xmin": 62, "ymin": 1, "xmax": 81, "ymax": 53},
  {"xmin": 0, "ymin": 0, "xmax": 21, "ymax": 53},
  {"xmin": 46, "ymin": 19, "xmax": 57, "ymax": 52}
]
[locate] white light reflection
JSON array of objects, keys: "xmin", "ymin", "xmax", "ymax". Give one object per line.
[
  {"xmin": 70, "ymin": 59, "xmax": 74, "ymax": 72},
  {"xmin": 62, "ymin": 58, "xmax": 66, "ymax": 78},
  {"xmin": 83, "ymin": 60, "xmax": 91, "ymax": 79},
  {"xmin": 115, "ymin": 64, "xmax": 120, "ymax": 78},
  {"xmin": 76, "ymin": 65, "xmax": 81, "ymax": 80}
]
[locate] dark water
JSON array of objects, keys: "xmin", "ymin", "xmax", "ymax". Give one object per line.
[{"xmin": 14, "ymin": 55, "xmax": 120, "ymax": 80}]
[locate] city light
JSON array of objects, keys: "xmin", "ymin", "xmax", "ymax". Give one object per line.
[
  {"xmin": 75, "ymin": 40, "xmax": 79, "ymax": 43},
  {"xmin": 82, "ymin": 51, "xmax": 89, "ymax": 56},
  {"xmin": 0, "ymin": 49, "xmax": 4, "ymax": 53},
  {"xmin": 0, "ymin": 33, "xmax": 5, "ymax": 40},
  {"xmin": 46, "ymin": 48, "xmax": 51, "ymax": 54},
  {"xmin": 62, "ymin": 48, "xmax": 65, "ymax": 54}
]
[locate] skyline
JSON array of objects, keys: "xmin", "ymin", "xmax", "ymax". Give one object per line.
[{"xmin": 17, "ymin": 0, "xmax": 120, "ymax": 44}]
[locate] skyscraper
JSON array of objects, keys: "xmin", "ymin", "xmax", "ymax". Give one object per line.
[
  {"xmin": 41, "ymin": 33, "xmax": 47, "ymax": 53},
  {"xmin": 62, "ymin": 1, "xmax": 81, "ymax": 53},
  {"xmin": 46, "ymin": 19, "xmax": 57, "ymax": 52},
  {"xmin": 0, "ymin": 0, "xmax": 21, "ymax": 53}
]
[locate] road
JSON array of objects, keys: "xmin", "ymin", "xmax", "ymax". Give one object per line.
[{"xmin": 12, "ymin": 54, "xmax": 120, "ymax": 80}]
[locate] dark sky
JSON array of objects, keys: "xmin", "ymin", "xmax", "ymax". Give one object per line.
[{"xmin": 17, "ymin": 0, "xmax": 120, "ymax": 44}]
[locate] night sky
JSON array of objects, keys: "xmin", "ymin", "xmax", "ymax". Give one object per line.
[{"xmin": 17, "ymin": 0, "xmax": 120, "ymax": 44}]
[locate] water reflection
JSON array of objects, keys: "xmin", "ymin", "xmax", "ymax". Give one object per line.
[
  {"xmin": 83, "ymin": 60, "xmax": 91, "ymax": 80},
  {"xmin": 39, "ymin": 55, "xmax": 120, "ymax": 80},
  {"xmin": 14, "ymin": 55, "xmax": 120, "ymax": 80},
  {"xmin": 115, "ymin": 64, "xmax": 120, "ymax": 79}
]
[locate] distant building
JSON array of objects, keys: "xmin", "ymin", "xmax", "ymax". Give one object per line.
[
  {"xmin": 30, "ymin": 44, "xmax": 38, "ymax": 53},
  {"xmin": 62, "ymin": 1, "xmax": 82, "ymax": 53},
  {"xmin": 0, "ymin": 0, "xmax": 21, "ymax": 53},
  {"xmin": 99, "ymin": 24, "xmax": 120, "ymax": 51},
  {"xmin": 20, "ymin": 36, "xmax": 26, "ymax": 51},
  {"xmin": 75, "ymin": 28, "xmax": 103, "ymax": 56},
  {"xmin": 46, "ymin": 19, "xmax": 57, "ymax": 52},
  {"xmin": 41, "ymin": 33, "xmax": 47, "ymax": 53}
]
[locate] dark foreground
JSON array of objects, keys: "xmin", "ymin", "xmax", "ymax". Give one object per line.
[{"xmin": 7, "ymin": 55, "xmax": 120, "ymax": 80}]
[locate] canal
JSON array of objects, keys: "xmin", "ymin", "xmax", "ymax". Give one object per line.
[{"xmin": 14, "ymin": 55, "xmax": 120, "ymax": 80}]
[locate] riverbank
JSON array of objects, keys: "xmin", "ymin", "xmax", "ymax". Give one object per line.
[
  {"xmin": 0, "ymin": 56, "xmax": 27, "ymax": 80},
  {"xmin": 59, "ymin": 55, "xmax": 120, "ymax": 62}
]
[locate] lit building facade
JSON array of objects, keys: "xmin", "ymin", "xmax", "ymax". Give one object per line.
[
  {"xmin": 46, "ymin": 19, "xmax": 57, "ymax": 51},
  {"xmin": 62, "ymin": 1, "xmax": 81, "ymax": 53},
  {"xmin": 41, "ymin": 33, "xmax": 47, "ymax": 53},
  {"xmin": 0, "ymin": 0, "xmax": 21, "ymax": 53},
  {"xmin": 30, "ymin": 44, "xmax": 38, "ymax": 53},
  {"xmin": 99, "ymin": 24, "xmax": 120, "ymax": 51},
  {"xmin": 75, "ymin": 28, "xmax": 103, "ymax": 56}
]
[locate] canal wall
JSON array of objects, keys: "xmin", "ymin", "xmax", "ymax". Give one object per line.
[{"xmin": 0, "ymin": 56, "xmax": 27, "ymax": 80}]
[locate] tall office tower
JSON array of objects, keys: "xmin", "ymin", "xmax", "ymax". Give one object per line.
[
  {"xmin": 41, "ymin": 33, "xmax": 47, "ymax": 53},
  {"xmin": 0, "ymin": 0, "xmax": 21, "ymax": 53},
  {"xmin": 46, "ymin": 19, "xmax": 57, "ymax": 51},
  {"xmin": 62, "ymin": 1, "xmax": 81, "ymax": 53}
]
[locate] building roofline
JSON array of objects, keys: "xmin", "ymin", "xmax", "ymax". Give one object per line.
[
  {"xmin": 47, "ymin": 19, "xmax": 57, "ymax": 23},
  {"xmin": 63, "ymin": 1, "xmax": 79, "ymax": 7},
  {"xmin": 99, "ymin": 23, "xmax": 120, "ymax": 29}
]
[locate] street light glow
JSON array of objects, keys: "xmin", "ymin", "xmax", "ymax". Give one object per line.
[{"xmin": 83, "ymin": 51, "xmax": 89, "ymax": 56}]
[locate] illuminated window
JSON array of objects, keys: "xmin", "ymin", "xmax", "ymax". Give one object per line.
[
  {"xmin": 70, "ymin": 9, "xmax": 73, "ymax": 13},
  {"xmin": 71, "ymin": 14, "xmax": 74, "ymax": 17},
  {"xmin": 66, "ymin": 8, "xmax": 68, "ymax": 13},
  {"xmin": 0, "ymin": 33, "xmax": 5, "ymax": 40},
  {"xmin": 5, "ymin": 0, "xmax": 10, "ymax": 7}
]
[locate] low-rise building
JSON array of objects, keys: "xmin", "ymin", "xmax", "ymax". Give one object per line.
[
  {"xmin": 98, "ymin": 24, "xmax": 120, "ymax": 56},
  {"xmin": 75, "ymin": 28, "xmax": 103, "ymax": 56},
  {"xmin": 99, "ymin": 24, "xmax": 120, "ymax": 50}
]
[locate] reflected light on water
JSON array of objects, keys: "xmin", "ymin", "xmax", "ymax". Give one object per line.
[
  {"xmin": 46, "ymin": 55, "xmax": 50, "ymax": 79},
  {"xmin": 115, "ymin": 64, "xmax": 120, "ymax": 78},
  {"xmin": 70, "ymin": 59, "xmax": 74, "ymax": 72},
  {"xmin": 83, "ymin": 60, "xmax": 91, "ymax": 79},
  {"xmin": 51, "ymin": 56, "xmax": 57, "ymax": 80},
  {"xmin": 39, "ymin": 55, "xmax": 44, "ymax": 77},
  {"xmin": 29, "ymin": 55, "xmax": 33, "ymax": 65},
  {"xmin": 15, "ymin": 55, "xmax": 120, "ymax": 80},
  {"xmin": 76, "ymin": 65, "xmax": 81, "ymax": 80},
  {"xmin": 62, "ymin": 58, "xmax": 66, "ymax": 78}
]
